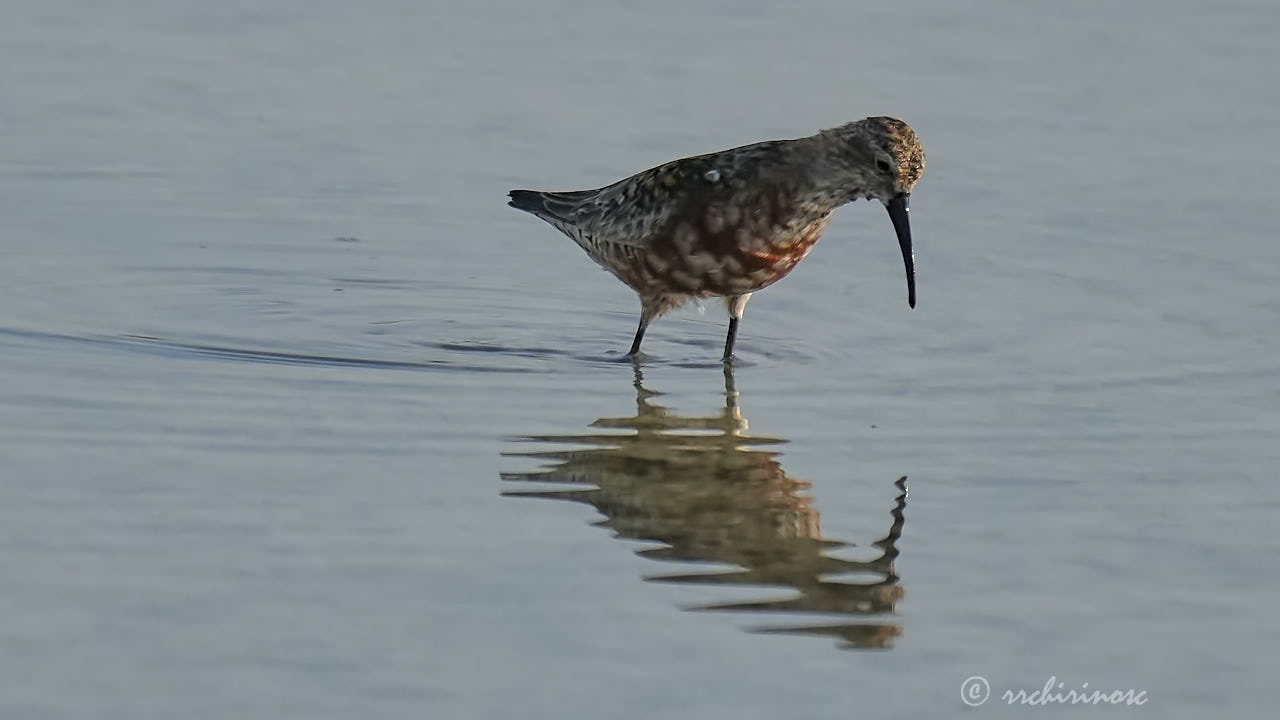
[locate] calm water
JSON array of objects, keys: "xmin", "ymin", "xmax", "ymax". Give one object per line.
[{"xmin": 3, "ymin": 1, "xmax": 1279, "ymax": 718}]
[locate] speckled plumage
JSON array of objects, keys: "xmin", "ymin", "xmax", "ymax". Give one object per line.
[{"xmin": 509, "ymin": 116, "xmax": 926, "ymax": 362}]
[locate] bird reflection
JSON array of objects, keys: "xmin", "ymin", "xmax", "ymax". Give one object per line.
[{"xmin": 501, "ymin": 366, "xmax": 908, "ymax": 650}]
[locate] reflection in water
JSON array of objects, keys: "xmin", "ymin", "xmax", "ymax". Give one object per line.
[{"xmin": 502, "ymin": 367, "xmax": 908, "ymax": 650}]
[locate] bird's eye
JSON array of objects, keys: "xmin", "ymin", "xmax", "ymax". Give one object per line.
[{"xmin": 875, "ymin": 158, "xmax": 893, "ymax": 173}]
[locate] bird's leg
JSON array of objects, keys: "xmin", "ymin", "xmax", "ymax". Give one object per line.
[
  {"xmin": 722, "ymin": 318, "xmax": 739, "ymax": 363},
  {"xmin": 628, "ymin": 306, "xmax": 654, "ymax": 357},
  {"xmin": 722, "ymin": 293, "xmax": 753, "ymax": 363}
]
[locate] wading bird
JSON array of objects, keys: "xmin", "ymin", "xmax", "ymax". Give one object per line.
[{"xmin": 509, "ymin": 116, "xmax": 925, "ymax": 363}]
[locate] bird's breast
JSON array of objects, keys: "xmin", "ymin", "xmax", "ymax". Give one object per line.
[{"xmin": 617, "ymin": 200, "xmax": 831, "ymax": 297}]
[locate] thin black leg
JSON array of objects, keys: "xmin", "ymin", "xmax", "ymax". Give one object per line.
[
  {"xmin": 628, "ymin": 314, "xmax": 649, "ymax": 356},
  {"xmin": 723, "ymin": 293, "xmax": 751, "ymax": 364},
  {"xmin": 721, "ymin": 317, "xmax": 739, "ymax": 363}
]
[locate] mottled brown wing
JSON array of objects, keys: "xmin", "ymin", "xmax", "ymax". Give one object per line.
[{"xmin": 578, "ymin": 140, "xmax": 795, "ymax": 250}]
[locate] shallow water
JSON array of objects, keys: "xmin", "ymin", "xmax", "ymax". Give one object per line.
[{"xmin": 3, "ymin": 1, "xmax": 1279, "ymax": 718}]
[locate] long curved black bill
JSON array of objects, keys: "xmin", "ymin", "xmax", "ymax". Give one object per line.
[{"xmin": 885, "ymin": 193, "xmax": 916, "ymax": 308}]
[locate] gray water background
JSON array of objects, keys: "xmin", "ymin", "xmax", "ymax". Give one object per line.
[{"xmin": 2, "ymin": 1, "xmax": 1278, "ymax": 718}]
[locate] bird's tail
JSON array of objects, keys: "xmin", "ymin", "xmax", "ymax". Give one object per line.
[
  {"xmin": 507, "ymin": 189, "xmax": 546, "ymax": 214},
  {"xmin": 507, "ymin": 188, "xmax": 597, "ymax": 224}
]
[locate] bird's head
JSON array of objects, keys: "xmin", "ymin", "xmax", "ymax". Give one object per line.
[{"xmin": 820, "ymin": 116, "xmax": 926, "ymax": 308}]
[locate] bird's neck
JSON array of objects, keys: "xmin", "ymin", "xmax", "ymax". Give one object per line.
[{"xmin": 792, "ymin": 132, "xmax": 873, "ymax": 209}]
